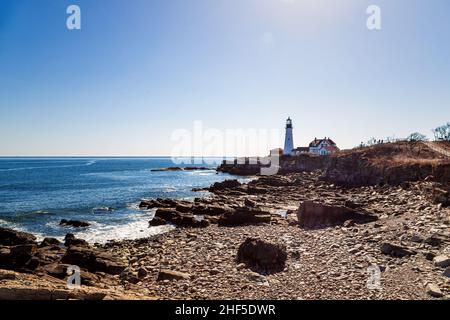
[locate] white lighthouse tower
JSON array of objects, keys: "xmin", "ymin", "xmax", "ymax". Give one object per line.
[{"xmin": 283, "ymin": 117, "xmax": 294, "ymax": 155}]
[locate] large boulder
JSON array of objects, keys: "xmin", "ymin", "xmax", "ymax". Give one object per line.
[
  {"xmin": 0, "ymin": 238, "xmax": 64, "ymax": 272},
  {"xmin": 249, "ymin": 175, "xmax": 292, "ymax": 187},
  {"xmin": 0, "ymin": 228, "xmax": 36, "ymax": 246},
  {"xmin": 237, "ymin": 238, "xmax": 287, "ymax": 273},
  {"xmin": 61, "ymin": 246, "xmax": 126, "ymax": 275},
  {"xmin": 297, "ymin": 201, "xmax": 377, "ymax": 229},
  {"xmin": 191, "ymin": 204, "xmax": 234, "ymax": 216},
  {"xmin": 216, "ymin": 162, "xmax": 262, "ymax": 176},
  {"xmin": 171, "ymin": 214, "xmax": 210, "ymax": 228},
  {"xmin": 39, "ymin": 237, "xmax": 61, "ymax": 248},
  {"xmin": 150, "ymin": 167, "xmax": 183, "ymax": 172},
  {"xmin": 154, "ymin": 208, "xmax": 210, "ymax": 228},
  {"xmin": 209, "ymin": 180, "xmax": 242, "ymax": 192},
  {"xmin": 9, "ymin": 244, "xmax": 37, "ymax": 264},
  {"xmin": 218, "ymin": 207, "xmax": 271, "ymax": 226},
  {"xmin": 149, "ymin": 217, "xmax": 167, "ymax": 226},
  {"xmin": 154, "ymin": 208, "xmax": 178, "ymax": 221},
  {"xmin": 139, "ymin": 199, "xmax": 161, "ymax": 209},
  {"xmin": 139, "ymin": 198, "xmax": 185, "ymax": 210},
  {"xmin": 380, "ymin": 242, "xmax": 416, "ymax": 258},
  {"xmin": 246, "ymin": 186, "xmax": 268, "ymax": 194},
  {"xmin": 175, "ymin": 203, "xmax": 192, "ymax": 213},
  {"xmin": 31, "ymin": 246, "xmax": 64, "ymax": 268},
  {"xmin": 64, "ymin": 234, "xmax": 90, "ymax": 247},
  {"xmin": 0, "ymin": 244, "xmax": 38, "ymax": 271},
  {"xmin": 59, "ymin": 219, "xmax": 90, "ymax": 228},
  {"xmin": 42, "ymin": 263, "xmax": 70, "ymax": 279}
]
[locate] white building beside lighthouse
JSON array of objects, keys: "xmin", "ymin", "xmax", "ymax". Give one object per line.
[
  {"xmin": 283, "ymin": 117, "xmax": 294, "ymax": 155},
  {"xmin": 282, "ymin": 117, "xmax": 339, "ymax": 156}
]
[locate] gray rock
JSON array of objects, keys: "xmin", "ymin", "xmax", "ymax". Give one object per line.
[
  {"xmin": 297, "ymin": 201, "xmax": 377, "ymax": 229},
  {"xmin": 39, "ymin": 237, "xmax": 61, "ymax": 248},
  {"xmin": 137, "ymin": 267, "xmax": 148, "ymax": 279},
  {"xmin": 120, "ymin": 271, "xmax": 140, "ymax": 284},
  {"xmin": 0, "ymin": 228, "xmax": 36, "ymax": 246},
  {"xmin": 443, "ymin": 267, "xmax": 450, "ymax": 278},
  {"xmin": 157, "ymin": 269, "xmax": 190, "ymax": 281},
  {"xmin": 380, "ymin": 242, "xmax": 415, "ymax": 258},
  {"xmin": 433, "ymin": 255, "xmax": 450, "ymax": 268},
  {"xmin": 426, "ymin": 283, "xmax": 443, "ymax": 298},
  {"xmin": 410, "ymin": 235, "xmax": 423, "ymax": 243},
  {"xmin": 59, "ymin": 219, "xmax": 90, "ymax": 228},
  {"xmin": 236, "ymin": 238, "xmax": 287, "ymax": 273}
]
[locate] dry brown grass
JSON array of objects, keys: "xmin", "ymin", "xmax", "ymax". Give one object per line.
[
  {"xmin": 388, "ymin": 155, "xmax": 447, "ymax": 166},
  {"xmin": 340, "ymin": 141, "xmax": 447, "ymax": 161}
]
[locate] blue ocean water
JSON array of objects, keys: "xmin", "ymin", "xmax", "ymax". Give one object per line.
[{"xmin": 0, "ymin": 157, "xmax": 240, "ymax": 243}]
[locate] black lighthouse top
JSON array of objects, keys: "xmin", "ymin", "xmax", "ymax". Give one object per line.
[{"xmin": 286, "ymin": 117, "xmax": 292, "ymax": 129}]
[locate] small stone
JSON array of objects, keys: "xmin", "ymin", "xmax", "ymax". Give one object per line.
[
  {"xmin": 343, "ymin": 220, "xmax": 355, "ymax": 227},
  {"xmin": 247, "ymin": 271, "xmax": 266, "ymax": 283},
  {"xmin": 443, "ymin": 267, "xmax": 450, "ymax": 278},
  {"xmin": 348, "ymin": 244, "xmax": 363, "ymax": 254},
  {"xmin": 424, "ymin": 251, "xmax": 435, "ymax": 261},
  {"xmin": 433, "ymin": 255, "xmax": 450, "ymax": 268},
  {"xmin": 209, "ymin": 268, "xmax": 220, "ymax": 275},
  {"xmin": 137, "ymin": 267, "xmax": 148, "ymax": 279},
  {"xmin": 426, "ymin": 283, "xmax": 443, "ymax": 298},
  {"xmin": 236, "ymin": 263, "xmax": 246, "ymax": 270},
  {"xmin": 157, "ymin": 269, "xmax": 190, "ymax": 281},
  {"xmin": 120, "ymin": 271, "xmax": 140, "ymax": 284},
  {"xmin": 410, "ymin": 235, "xmax": 423, "ymax": 243}
]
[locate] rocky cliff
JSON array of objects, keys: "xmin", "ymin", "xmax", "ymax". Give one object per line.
[
  {"xmin": 218, "ymin": 142, "xmax": 450, "ymax": 187},
  {"xmin": 321, "ymin": 142, "xmax": 450, "ymax": 187}
]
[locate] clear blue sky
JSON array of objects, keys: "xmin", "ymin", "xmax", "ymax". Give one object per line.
[{"xmin": 0, "ymin": 0, "xmax": 449, "ymax": 156}]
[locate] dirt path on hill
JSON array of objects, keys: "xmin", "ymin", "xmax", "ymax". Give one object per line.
[{"xmin": 423, "ymin": 141, "xmax": 450, "ymax": 158}]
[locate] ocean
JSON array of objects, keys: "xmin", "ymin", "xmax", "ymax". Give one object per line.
[{"xmin": 0, "ymin": 157, "xmax": 242, "ymax": 243}]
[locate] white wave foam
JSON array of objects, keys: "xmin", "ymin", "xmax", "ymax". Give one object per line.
[
  {"xmin": 0, "ymin": 160, "xmax": 97, "ymax": 172},
  {"xmin": 126, "ymin": 202, "xmax": 142, "ymax": 211},
  {"xmin": 91, "ymin": 206, "xmax": 114, "ymax": 214},
  {"xmin": 75, "ymin": 213, "xmax": 174, "ymax": 244},
  {"xmin": 192, "ymin": 172, "xmax": 214, "ymax": 176}
]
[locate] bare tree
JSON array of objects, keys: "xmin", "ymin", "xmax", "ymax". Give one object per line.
[
  {"xmin": 366, "ymin": 137, "xmax": 377, "ymax": 146},
  {"xmin": 407, "ymin": 132, "xmax": 428, "ymax": 142},
  {"xmin": 385, "ymin": 136, "xmax": 397, "ymax": 143},
  {"xmin": 355, "ymin": 142, "xmax": 366, "ymax": 149},
  {"xmin": 432, "ymin": 123, "xmax": 450, "ymax": 141}
]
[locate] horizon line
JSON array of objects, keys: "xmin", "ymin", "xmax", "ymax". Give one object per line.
[{"xmin": 0, "ymin": 155, "xmax": 245, "ymax": 158}]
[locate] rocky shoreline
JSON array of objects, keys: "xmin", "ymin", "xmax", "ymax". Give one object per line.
[
  {"xmin": 121, "ymin": 170, "xmax": 448, "ymax": 300},
  {"xmin": 0, "ymin": 170, "xmax": 448, "ymax": 300},
  {"xmin": 0, "ymin": 142, "xmax": 449, "ymax": 300}
]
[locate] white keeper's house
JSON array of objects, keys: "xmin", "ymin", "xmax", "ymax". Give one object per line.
[{"xmin": 282, "ymin": 117, "xmax": 339, "ymax": 156}]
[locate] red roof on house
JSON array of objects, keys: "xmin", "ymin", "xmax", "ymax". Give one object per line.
[{"xmin": 309, "ymin": 138, "xmax": 337, "ymax": 148}]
